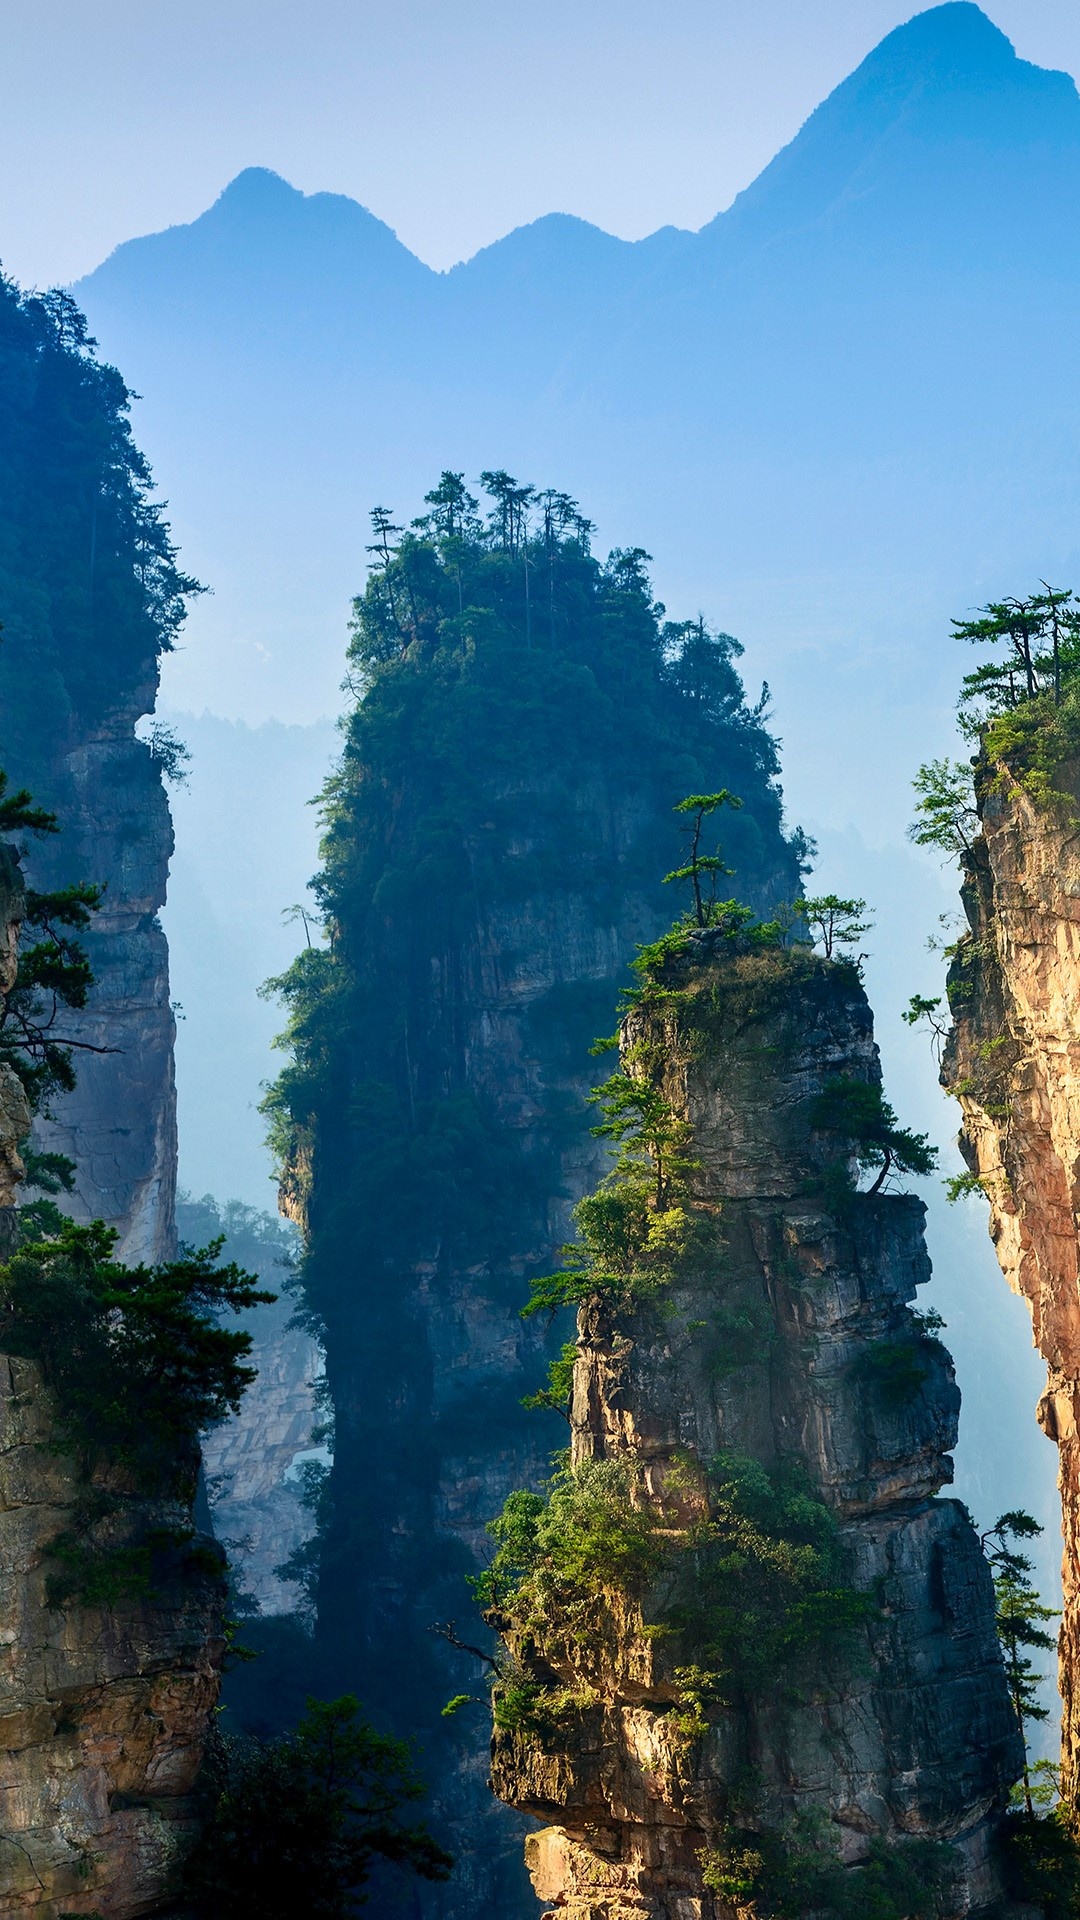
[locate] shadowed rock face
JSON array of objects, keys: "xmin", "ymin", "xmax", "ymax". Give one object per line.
[
  {"xmin": 945, "ymin": 760, "xmax": 1080, "ymax": 1804},
  {"xmin": 0, "ymin": 1358, "xmax": 224, "ymax": 1918},
  {"xmin": 493, "ymin": 940, "xmax": 1020, "ymax": 1918},
  {"xmin": 0, "ymin": 852, "xmax": 223, "ymax": 1918},
  {"xmin": 28, "ymin": 691, "xmax": 178, "ymax": 1266}
]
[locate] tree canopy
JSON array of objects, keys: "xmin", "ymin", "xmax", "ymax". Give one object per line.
[{"xmin": 0, "ymin": 278, "xmax": 200, "ymax": 753}]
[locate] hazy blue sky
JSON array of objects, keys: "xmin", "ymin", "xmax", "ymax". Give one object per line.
[{"xmin": 3, "ymin": 1, "xmax": 1080, "ymax": 286}]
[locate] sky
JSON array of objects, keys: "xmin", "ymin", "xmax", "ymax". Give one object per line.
[{"xmin": 3, "ymin": 0, "xmax": 1080, "ymax": 287}]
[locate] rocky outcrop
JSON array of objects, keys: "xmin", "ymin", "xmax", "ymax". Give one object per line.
[
  {"xmin": 0, "ymin": 1356, "xmax": 224, "ymax": 1918},
  {"xmin": 493, "ymin": 938, "xmax": 1021, "ymax": 1916},
  {"xmin": 945, "ymin": 756, "xmax": 1080, "ymax": 1804},
  {"xmin": 201, "ymin": 1291, "xmax": 320, "ymax": 1614},
  {"xmin": 28, "ymin": 699, "xmax": 177, "ymax": 1265},
  {"xmin": 0, "ymin": 841, "xmax": 224, "ymax": 1917}
]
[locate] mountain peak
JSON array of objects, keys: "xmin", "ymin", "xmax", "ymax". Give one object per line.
[
  {"xmin": 873, "ymin": 3, "xmax": 1017, "ymax": 69},
  {"xmin": 700, "ymin": 1, "xmax": 1079, "ymax": 252},
  {"xmin": 212, "ymin": 167, "xmax": 303, "ymax": 210}
]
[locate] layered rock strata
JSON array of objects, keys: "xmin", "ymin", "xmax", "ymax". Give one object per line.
[
  {"xmin": 0, "ymin": 847, "xmax": 223, "ymax": 1917},
  {"xmin": 0, "ymin": 1361, "xmax": 224, "ymax": 1918},
  {"xmin": 944, "ymin": 757, "xmax": 1080, "ymax": 1802},
  {"xmin": 493, "ymin": 938, "xmax": 1021, "ymax": 1917},
  {"xmin": 290, "ymin": 792, "xmax": 801, "ymax": 1917}
]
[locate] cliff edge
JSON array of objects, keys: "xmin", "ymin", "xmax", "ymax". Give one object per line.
[{"xmin": 491, "ymin": 932, "xmax": 1021, "ymax": 1916}]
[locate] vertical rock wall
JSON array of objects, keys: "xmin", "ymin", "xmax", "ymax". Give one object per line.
[
  {"xmin": 944, "ymin": 759, "xmax": 1080, "ymax": 1802},
  {"xmin": 27, "ymin": 690, "xmax": 178, "ymax": 1265},
  {"xmin": 0, "ymin": 841, "xmax": 223, "ymax": 1918},
  {"xmin": 493, "ymin": 938, "xmax": 1021, "ymax": 1916},
  {"xmin": 292, "ymin": 779, "xmax": 802, "ymax": 1916}
]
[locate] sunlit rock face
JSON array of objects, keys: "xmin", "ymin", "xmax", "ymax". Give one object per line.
[
  {"xmin": 945, "ymin": 758, "xmax": 1080, "ymax": 1804},
  {"xmin": 0, "ymin": 856, "xmax": 224, "ymax": 1918},
  {"xmin": 493, "ymin": 939, "xmax": 1020, "ymax": 1918},
  {"xmin": 0, "ymin": 1357, "xmax": 224, "ymax": 1918}
]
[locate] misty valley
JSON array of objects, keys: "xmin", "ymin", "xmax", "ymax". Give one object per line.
[{"xmin": 5, "ymin": 5, "xmax": 1080, "ymax": 1918}]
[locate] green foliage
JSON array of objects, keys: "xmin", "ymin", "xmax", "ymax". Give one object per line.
[
  {"xmin": 0, "ymin": 768, "xmax": 57, "ymax": 836},
  {"xmin": 521, "ymin": 1341, "xmax": 577, "ymax": 1417},
  {"xmin": 954, "ymin": 586, "xmax": 1080, "ymax": 730},
  {"xmin": 793, "ymin": 894, "xmax": 872, "ymax": 961},
  {"xmin": 701, "ymin": 1824, "xmax": 959, "ymax": 1919},
  {"xmin": 934, "ymin": 586, "xmax": 1080, "ymax": 808},
  {"xmin": 999, "ymin": 1807, "xmax": 1080, "ymax": 1919},
  {"xmin": 264, "ymin": 470, "xmax": 799, "ymax": 1341},
  {"xmin": 856, "ymin": 1337, "xmax": 934, "ymax": 1410},
  {"xmin": 141, "ymin": 719, "xmax": 192, "ymax": 786},
  {"xmin": 0, "ymin": 276, "xmax": 201, "ymax": 762},
  {"xmin": 945, "ymin": 1170, "xmax": 989, "ymax": 1204},
  {"xmin": 983, "ymin": 1509, "xmax": 1058, "ymax": 1815},
  {"xmin": 980, "ymin": 684, "xmax": 1080, "ymax": 806},
  {"xmin": 902, "ymin": 994, "xmax": 950, "ymax": 1067},
  {"xmin": 0, "ymin": 1219, "xmax": 273, "ymax": 1602},
  {"xmin": 1, "ymin": 875, "xmax": 103, "ymax": 1108},
  {"xmin": 476, "ymin": 1458, "xmax": 661, "ymax": 1616},
  {"xmin": 0, "ymin": 1220, "xmax": 273, "ymax": 1494},
  {"xmin": 0, "ymin": 766, "xmax": 105, "ymax": 1113},
  {"xmin": 665, "ymin": 790, "xmax": 743, "ymax": 928},
  {"xmin": 524, "ymin": 1023, "xmax": 703, "ymax": 1318},
  {"xmin": 810, "ymin": 1076, "xmax": 937, "ymax": 1196},
  {"xmin": 909, "ymin": 759, "xmax": 979, "ymax": 858},
  {"xmin": 483, "ymin": 1452, "xmax": 872, "ymax": 1721},
  {"xmin": 661, "ymin": 1452, "xmax": 874, "ymax": 1709},
  {"xmin": 184, "ymin": 1694, "xmax": 452, "ymax": 1918}
]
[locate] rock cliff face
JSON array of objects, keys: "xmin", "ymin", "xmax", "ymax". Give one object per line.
[
  {"xmin": 0, "ymin": 844, "xmax": 223, "ymax": 1918},
  {"xmin": 0, "ymin": 1357, "xmax": 224, "ymax": 1918},
  {"xmin": 26, "ymin": 688, "xmax": 178, "ymax": 1265},
  {"xmin": 493, "ymin": 938, "xmax": 1021, "ymax": 1917},
  {"xmin": 272, "ymin": 506, "xmax": 808, "ymax": 1914},
  {"xmin": 944, "ymin": 758, "xmax": 1080, "ymax": 1803},
  {"xmin": 201, "ymin": 1290, "xmax": 320, "ymax": 1614}
]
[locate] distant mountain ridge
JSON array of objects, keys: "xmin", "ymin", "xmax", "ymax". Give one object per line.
[{"xmin": 65, "ymin": 2, "xmax": 1063, "ymax": 1786}]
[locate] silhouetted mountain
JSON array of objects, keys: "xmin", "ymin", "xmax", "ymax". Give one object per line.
[
  {"xmin": 68, "ymin": 5, "xmax": 1073, "ymax": 1577},
  {"xmin": 74, "ymin": 3, "xmax": 1080, "ymax": 756}
]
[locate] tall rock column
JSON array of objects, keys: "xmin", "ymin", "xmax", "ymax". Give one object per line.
[
  {"xmin": 0, "ymin": 841, "xmax": 223, "ymax": 1919},
  {"xmin": 944, "ymin": 757, "xmax": 1080, "ymax": 1803},
  {"xmin": 26, "ymin": 691, "xmax": 178, "ymax": 1265},
  {"xmin": 492, "ymin": 935, "xmax": 1021, "ymax": 1917}
]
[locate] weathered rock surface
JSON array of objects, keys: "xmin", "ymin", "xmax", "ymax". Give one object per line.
[
  {"xmin": 294, "ymin": 785, "xmax": 802, "ymax": 1916},
  {"xmin": 28, "ymin": 698, "xmax": 178, "ymax": 1264},
  {"xmin": 945, "ymin": 758, "xmax": 1080, "ymax": 1803},
  {"xmin": 0, "ymin": 842, "xmax": 223, "ymax": 1917},
  {"xmin": 494, "ymin": 940, "xmax": 1021, "ymax": 1916},
  {"xmin": 202, "ymin": 1291, "xmax": 320, "ymax": 1614},
  {"xmin": 0, "ymin": 1356, "xmax": 224, "ymax": 1918}
]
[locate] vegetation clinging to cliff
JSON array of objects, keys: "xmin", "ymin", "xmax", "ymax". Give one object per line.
[
  {"xmin": 185, "ymin": 1694, "xmax": 452, "ymax": 1918},
  {"xmin": 0, "ymin": 1219, "xmax": 273, "ymax": 1601},
  {"xmin": 0, "ymin": 276, "xmax": 201, "ymax": 762},
  {"xmin": 265, "ymin": 471, "xmax": 803, "ymax": 1327},
  {"xmin": 481, "ymin": 1449, "xmax": 872, "ymax": 1736}
]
